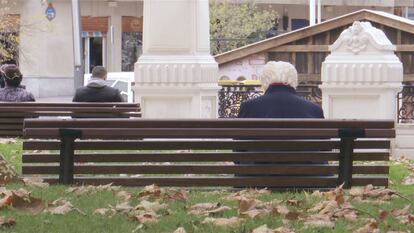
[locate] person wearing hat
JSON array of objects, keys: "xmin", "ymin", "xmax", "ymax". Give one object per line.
[{"xmin": 0, "ymin": 64, "xmax": 35, "ymax": 102}]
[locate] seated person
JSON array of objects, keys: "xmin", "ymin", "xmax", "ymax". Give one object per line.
[
  {"xmin": 0, "ymin": 64, "xmax": 35, "ymax": 102},
  {"xmin": 238, "ymin": 61, "xmax": 323, "ymax": 119},
  {"xmin": 236, "ymin": 61, "xmax": 325, "ymax": 181},
  {"xmin": 73, "ymin": 66, "xmax": 124, "ymax": 102}
]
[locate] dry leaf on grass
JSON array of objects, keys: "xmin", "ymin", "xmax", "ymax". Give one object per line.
[
  {"xmin": 401, "ymin": 176, "xmax": 414, "ymax": 185},
  {"xmin": 46, "ymin": 199, "xmax": 85, "ymax": 215},
  {"xmin": 116, "ymin": 191, "xmax": 132, "ymax": 201},
  {"xmin": 224, "ymin": 188, "xmax": 270, "ymax": 201},
  {"xmin": 189, "ymin": 202, "xmax": 231, "ymax": 216},
  {"xmin": 132, "ymin": 212, "xmax": 159, "ymax": 224},
  {"xmin": 0, "ymin": 188, "xmax": 45, "ymax": 214},
  {"xmin": 355, "ymin": 219, "xmax": 379, "ymax": 233},
  {"xmin": 303, "ymin": 214, "xmax": 335, "ymax": 228},
  {"xmin": 115, "ymin": 202, "xmax": 134, "ymax": 213},
  {"xmin": 135, "ymin": 200, "xmax": 168, "ymax": 213},
  {"xmin": 94, "ymin": 208, "xmax": 112, "ymax": 216},
  {"xmin": 22, "ymin": 177, "xmax": 49, "ymax": 188},
  {"xmin": 201, "ymin": 217, "xmax": 243, "ymax": 227},
  {"xmin": 0, "ymin": 216, "xmax": 16, "ymax": 228},
  {"xmin": 0, "ymin": 155, "xmax": 17, "ymax": 186},
  {"xmin": 138, "ymin": 184, "xmax": 188, "ymax": 202},
  {"xmin": 173, "ymin": 227, "xmax": 187, "ymax": 233},
  {"xmin": 252, "ymin": 224, "xmax": 274, "ymax": 233},
  {"xmin": 67, "ymin": 183, "xmax": 120, "ymax": 196},
  {"xmin": 138, "ymin": 184, "xmax": 162, "ymax": 199}
]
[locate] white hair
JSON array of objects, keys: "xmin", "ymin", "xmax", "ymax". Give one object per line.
[{"xmin": 260, "ymin": 61, "xmax": 298, "ymax": 91}]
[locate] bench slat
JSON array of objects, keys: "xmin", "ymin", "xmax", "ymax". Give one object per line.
[
  {"xmin": 23, "ymin": 152, "xmax": 340, "ymax": 163},
  {"xmin": 22, "ymin": 140, "xmax": 391, "ymax": 151},
  {"xmin": 38, "ymin": 176, "xmax": 387, "ymax": 187},
  {"xmin": 22, "ymin": 164, "xmax": 388, "ymax": 175},
  {"xmin": 22, "ymin": 152, "xmax": 389, "ymax": 163},
  {"xmin": 23, "ymin": 128, "xmax": 395, "ymax": 139},
  {"xmin": 23, "ymin": 164, "xmax": 340, "ymax": 175},
  {"xmin": 23, "ymin": 118, "xmax": 395, "ymax": 129},
  {"xmin": 23, "ymin": 140, "xmax": 342, "ymax": 150}
]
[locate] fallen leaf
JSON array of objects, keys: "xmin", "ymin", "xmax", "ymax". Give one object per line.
[
  {"xmin": 201, "ymin": 217, "xmax": 243, "ymax": 227},
  {"xmin": 252, "ymin": 224, "xmax": 274, "ymax": 233},
  {"xmin": 138, "ymin": 184, "xmax": 162, "ymax": 199},
  {"xmin": 189, "ymin": 203, "xmax": 231, "ymax": 216},
  {"xmin": 355, "ymin": 219, "xmax": 379, "ymax": 233},
  {"xmin": 304, "ymin": 214, "xmax": 335, "ymax": 228},
  {"xmin": 115, "ymin": 202, "xmax": 134, "ymax": 213},
  {"xmin": 94, "ymin": 208, "xmax": 111, "ymax": 216},
  {"xmin": 46, "ymin": 199, "xmax": 81, "ymax": 215},
  {"xmin": 379, "ymin": 210, "xmax": 388, "ymax": 220},
  {"xmin": 166, "ymin": 189, "xmax": 189, "ymax": 201},
  {"xmin": 22, "ymin": 177, "xmax": 49, "ymax": 188},
  {"xmin": 401, "ymin": 176, "xmax": 414, "ymax": 185},
  {"xmin": 173, "ymin": 227, "xmax": 187, "ymax": 233},
  {"xmin": 391, "ymin": 205, "xmax": 411, "ymax": 217},
  {"xmin": 285, "ymin": 211, "xmax": 300, "ymax": 221},
  {"xmin": 239, "ymin": 197, "xmax": 260, "ymax": 213},
  {"xmin": 116, "ymin": 191, "xmax": 132, "ymax": 201},
  {"xmin": 0, "ymin": 216, "xmax": 16, "ymax": 228},
  {"xmin": 0, "ymin": 155, "xmax": 17, "ymax": 186},
  {"xmin": 132, "ymin": 212, "xmax": 159, "ymax": 223},
  {"xmin": 135, "ymin": 200, "xmax": 168, "ymax": 213}
]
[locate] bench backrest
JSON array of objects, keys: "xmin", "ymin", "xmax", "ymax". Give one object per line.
[
  {"xmin": 22, "ymin": 118, "xmax": 395, "ymax": 190},
  {"xmin": 0, "ymin": 102, "xmax": 141, "ymax": 137}
]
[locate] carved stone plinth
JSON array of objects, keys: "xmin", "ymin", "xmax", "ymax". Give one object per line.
[{"xmin": 320, "ymin": 21, "xmax": 403, "ymax": 120}]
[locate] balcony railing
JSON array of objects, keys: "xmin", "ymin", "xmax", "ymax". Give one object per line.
[{"xmin": 218, "ymin": 81, "xmax": 322, "ymax": 118}]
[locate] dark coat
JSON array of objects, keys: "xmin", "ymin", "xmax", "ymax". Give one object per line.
[
  {"xmin": 238, "ymin": 85, "xmax": 324, "ymax": 119},
  {"xmin": 72, "ymin": 85, "xmax": 124, "ymax": 102}
]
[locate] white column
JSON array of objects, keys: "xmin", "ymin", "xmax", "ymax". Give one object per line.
[
  {"xmin": 309, "ymin": 0, "xmax": 316, "ymax": 26},
  {"xmin": 134, "ymin": 0, "xmax": 219, "ymax": 118},
  {"xmin": 19, "ymin": 0, "xmax": 75, "ymax": 98}
]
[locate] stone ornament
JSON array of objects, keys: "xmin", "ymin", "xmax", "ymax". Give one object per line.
[{"xmin": 330, "ymin": 21, "xmax": 395, "ymax": 54}]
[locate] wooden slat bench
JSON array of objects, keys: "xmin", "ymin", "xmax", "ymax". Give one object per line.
[
  {"xmin": 22, "ymin": 118, "xmax": 395, "ymax": 189},
  {"xmin": 0, "ymin": 102, "xmax": 141, "ymax": 137}
]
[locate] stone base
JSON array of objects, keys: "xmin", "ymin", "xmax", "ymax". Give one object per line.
[
  {"xmin": 393, "ymin": 124, "xmax": 414, "ymax": 160},
  {"xmin": 134, "ymin": 84, "xmax": 219, "ymax": 118},
  {"xmin": 23, "ymin": 76, "xmax": 75, "ymax": 98},
  {"xmin": 134, "ymin": 55, "xmax": 219, "ymax": 119},
  {"xmin": 320, "ymin": 84, "xmax": 401, "ymax": 119}
]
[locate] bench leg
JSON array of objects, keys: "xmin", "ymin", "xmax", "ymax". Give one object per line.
[
  {"xmin": 59, "ymin": 137, "xmax": 75, "ymax": 185},
  {"xmin": 58, "ymin": 129, "xmax": 82, "ymax": 185},
  {"xmin": 339, "ymin": 138, "xmax": 354, "ymax": 189}
]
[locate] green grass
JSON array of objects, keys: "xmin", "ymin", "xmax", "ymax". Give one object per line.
[{"xmin": 0, "ymin": 142, "xmax": 413, "ymax": 233}]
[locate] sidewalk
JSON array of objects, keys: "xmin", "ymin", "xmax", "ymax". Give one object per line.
[{"xmin": 36, "ymin": 96, "xmax": 73, "ymax": 102}]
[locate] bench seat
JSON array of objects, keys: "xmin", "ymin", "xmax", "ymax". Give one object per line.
[{"xmin": 22, "ymin": 118, "xmax": 395, "ymax": 189}]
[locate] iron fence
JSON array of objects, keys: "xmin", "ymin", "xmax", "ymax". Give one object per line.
[
  {"xmin": 397, "ymin": 85, "xmax": 414, "ymax": 123},
  {"xmin": 218, "ymin": 82, "xmax": 322, "ymax": 118}
]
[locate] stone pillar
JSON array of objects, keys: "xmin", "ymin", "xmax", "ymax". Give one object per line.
[
  {"xmin": 19, "ymin": 0, "xmax": 75, "ymax": 98},
  {"xmin": 320, "ymin": 21, "xmax": 403, "ymax": 120},
  {"xmin": 134, "ymin": 0, "xmax": 219, "ymax": 118}
]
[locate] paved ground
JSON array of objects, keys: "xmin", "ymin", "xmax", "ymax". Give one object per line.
[{"xmin": 36, "ymin": 96, "xmax": 73, "ymax": 102}]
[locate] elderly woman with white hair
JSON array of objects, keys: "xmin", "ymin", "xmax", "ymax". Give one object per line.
[{"xmin": 238, "ymin": 61, "xmax": 324, "ymax": 119}]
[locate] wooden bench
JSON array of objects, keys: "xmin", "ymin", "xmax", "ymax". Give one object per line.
[
  {"xmin": 22, "ymin": 118, "xmax": 395, "ymax": 189},
  {"xmin": 0, "ymin": 102, "xmax": 141, "ymax": 137}
]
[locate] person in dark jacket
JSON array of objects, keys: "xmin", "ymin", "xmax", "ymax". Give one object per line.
[
  {"xmin": 238, "ymin": 61, "xmax": 323, "ymax": 119},
  {"xmin": 73, "ymin": 66, "xmax": 124, "ymax": 102},
  {"xmin": 0, "ymin": 64, "xmax": 35, "ymax": 102},
  {"xmin": 236, "ymin": 61, "xmax": 325, "ymax": 185}
]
